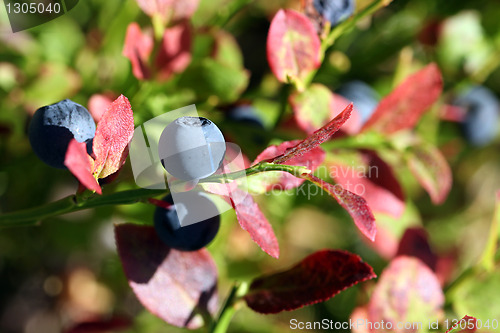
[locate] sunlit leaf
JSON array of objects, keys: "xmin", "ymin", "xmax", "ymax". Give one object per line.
[
  {"xmin": 122, "ymin": 23, "xmax": 154, "ymax": 80},
  {"xmin": 155, "ymin": 22, "xmax": 192, "ymax": 81},
  {"xmin": 64, "ymin": 139, "xmax": 101, "ymax": 194}
]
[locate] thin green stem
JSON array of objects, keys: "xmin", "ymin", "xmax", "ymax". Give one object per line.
[{"xmin": 210, "ymin": 282, "xmax": 249, "ymax": 333}]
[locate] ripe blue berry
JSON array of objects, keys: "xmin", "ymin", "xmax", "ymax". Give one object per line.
[
  {"xmin": 455, "ymin": 85, "xmax": 500, "ymax": 146},
  {"xmin": 313, "ymin": 0, "xmax": 355, "ymax": 27},
  {"xmin": 228, "ymin": 105, "xmax": 265, "ymax": 128},
  {"xmin": 336, "ymin": 80, "xmax": 379, "ymax": 124},
  {"xmin": 154, "ymin": 192, "xmax": 220, "ymax": 251},
  {"xmin": 158, "ymin": 116, "xmax": 226, "ymax": 181},
  {"xmin": 29, "ymin": 99, "xmax": 96, "ymax": 169}
]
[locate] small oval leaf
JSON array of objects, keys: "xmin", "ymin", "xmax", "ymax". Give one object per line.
[{"xmin": 244, "ymin": 250, "xmax": 376, "ymax": 313}]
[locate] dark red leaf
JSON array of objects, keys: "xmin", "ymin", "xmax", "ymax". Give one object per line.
[
  {"xmin": 88, "ymin": 93, "xmax": 116, "ymax": 123},
  {"xmin": 445, "ymin": 316, "xmax": 478, "ymax": 333},
  {"xmin": 231, "ymin": 189, "xmax": 279, "ymax": 258},
  {"xmin": 155, "ymin": 22, "xmax": 192, "ymax": 81},
  {"xmin": 64, "ymin": 139, "xmax": 102, "ymax": 194},
  {"xmin": 328, "ymin": 150, "xmax": 405, "ymax": 218},
  {"xmin": 272, "ymin": 103, "xmax": 352, "ymax": 164},
  {"xmin": 122, "ymin": 23, "xmax": 153, "ymax": 80},
  {"xmin": 407, "ymin": 142, "xmax": 452, "ymax": 204},
  {"xmin": 302, "ymin": 174, "xmax": 376, "ymax": 241},
  {"xmin": 267, "ymin": 9, "xmax": 321, "ymax": 87},
  {"xmin": 115, "ymin": 224, "xmax": 218, "ymax": 329},
  {"xmin": 136, "ymin": 0, "xmax": 200, "ymax": 23},
  {"xmin": 244, "ymin": 250, "xmax": 376, "ymax": 313},
  {"xmin": 92, "ymin": 95, "xmax": 134, "ymax": 179},
  {"xmin": 396, "ymin": 227, "xmax": 438, "ymax": 271},
  {"xmin": 368, "ymin": 256, "xmax": 444, "ymax": 329},
  {"xmin": 252, "ymin": 140, "xmax": 325, "ymax": 191},
  {"xmin": 64, "ymin": 316, "xmax": 132, "ymax": 333},
  {"xmin": 290, "ymin": 84, "xmax": 362, "ymax": 135},
  {"xmin": 361, "ymin": 63, "xmax": 443, "ymax": 134}
]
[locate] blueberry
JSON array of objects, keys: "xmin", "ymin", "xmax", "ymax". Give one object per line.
[
  {"xmin": 29, "ymin": 99, "xmax": 96, "ymax": 169},
  {"xmin": 313, "ymin": 0, "xmax": 355, "ymax": 27},
  {"xmin": 158, "ymin": 116, "xmax": 226, "ymax": 181},
  {"xmin": 154, "ymin": 192, "xmax": 220, "ymax": 251},
  {"xmin": 454, "ymin": 85, "xmax": 500, "ymax": 146},
  {"xmin": 336, "ymin": 80, "xmax": 379, "ymax": 124},
  {"xmin": 227, "ymin": 105, "xmax": 265, "ymax": 128}
]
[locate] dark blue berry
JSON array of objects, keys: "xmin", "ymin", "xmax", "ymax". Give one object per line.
[
  {"xmin": 28, "ymin": 99, "xmax": 96, "ymax": 169},
  {"xmin": 455, "ymin": 85, "xmax": 500, "ymax": 146},
  {"xmin": 154, "ymin": 192, "xmax": 220, "ymax": 251},
  {"xmin": 313, "ymin": 0, "xmax": 355, "ymax": 27},
  {"xmin": 336, "ymin": 80, "xmax": 379, "ymax": 124},
  {"xmin": 227, "ymin": 105, "xmax": 265, "ymax": 128},
  {"xmin": 158, "ymin": 117, "xmax": 226, "ymax": 181}
]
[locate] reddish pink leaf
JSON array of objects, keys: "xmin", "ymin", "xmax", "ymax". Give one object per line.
[
  {"xmin": 155, "ymin": 23, "xmax": 192, "ymax": 81},
  {"xmin": 290, "ymin": 84, "xmax": 362, "ymax": 135},
  {"xmin": 302, "ymin": 174, "xmax": 376, "ymax": 241},
  {"xmin": 231, "ymin": 188, "xmax": 279, "ymax": 258},
  {"xmin": 361, "ymin": 63, "xmax": 443, "ymax": 134},
  {"xmin": 122, "ymin": 23, "xmax": 154, "ymax": 80},
  {"xmin": 440, "ymin": 104, "xmax": 466, "ymax": 122},
  {"xmin": 115, "ymin": 224, "xmax": 218, "ymax": 329},
  {"xmin": 407, "ymin": 143, "xmax": 452, "ymax": 204},
  {"xmin": 396, "ymin": 227, "xmax": 438, "ymax": 271},
  {"xmin": 267, "ymin": 9, "xmax": 321, "ymax": 86},
  {"xmin": 136, "ymin": 0, "xmax": 200, "ymax": 23},
  {"xmin": 92, "ymin": 95, "xmax": 134, "ymax": 179},
  {"xmin": 64, "ymin": 316, "xmax": 132, "ymax": 333},
  {"xmin": 244, "ymin": 250, "xmax": 376, "ymax": 313},
  {"xmin": 272, "ymin": 103, "xmax": 352, "ymax": 164},
  {"xmin": 445, "ymin": 316, "xmax": 478, "ymax": 333},
  {"xmin": 251, "ymin": 140, "xmax": 325, "ymax": 191},
  {"xmin": 64, "ymin": 139, "xmax": 102, "ymax": 194},
  {"xmin": 88, "ymin": 93, "xmax": 116, "ymax": 123},
  {"xmin": 368, "ymin": 256, "xmax": 444, "ymax": 330},
  {"xmin": 148, "ymin": 197, "xmax": 172, "ymax": 210},
  {"xmin": 350, "ymin": 307, "xmax": 371, "ymax": 333},
  {"xmin": 328, "ymin": 150, "xmax": 405, "ymax": 218}
]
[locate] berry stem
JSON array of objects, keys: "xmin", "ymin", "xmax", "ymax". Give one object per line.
[{"xmin": 210, "ymin": 281, "xmax": 249, "ymax": 333}]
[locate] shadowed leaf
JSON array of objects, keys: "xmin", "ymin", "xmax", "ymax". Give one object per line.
[
  {"xmin": 92, "ymin": 95, "xmax": 134, "ymax": 179},
  {"xmin": 362, "ymin": 63, "xmax": 443, "ymax": 134},
  {"xmin": 407, "ymin": 142, "xmax": 452, "ymax": 204},
  {"xmin": 155, "ymin": 23, "xmax": 192, "ymax": 81},
  {"xmin": 267, "ymin": 9, "xmax": 321, "ymax": 87},
  {"xmin": 397, "ymin": 227, "xmax": 437, "ymax": 271},
  {"xmin": 301, "ymin": 174, "xmax": 376, "ymax": 241},
  {"xmin": 115, "ymin": 224, "xmax": 218, "ymax": 329},
  {"xmin": 64, "ymin": 316, "xmax": 132, "ymax": 333},
  {"xmin": 368, "ymin": 256, "xmax": 444, "ymax": 331},
  {"xmin": 244, "ymin": 250, "xmax": 376, "ymax": 313},
  {"xmin": 65, "ymin": 139, "xmax": 101, "ymax": 194}
]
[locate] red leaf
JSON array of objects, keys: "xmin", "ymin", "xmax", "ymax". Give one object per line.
[
  {"xmin": 267, "ymin": 9, "xmax": 321, "ymax": 87},
  {"xmin": 396, "ymin": 227, "xmax": 438, "ymax": 271},
  {"xmin": 64, "ymin": 139, "xmax": 102, "ymax": 194},
  {"xmin": 64, "ymin": 316, "xmax": 132, "ymax": 333},
  {"xmin": 244, "ymin": 250, "xmax": 376, "ymax": 313},
  {"xmin": 368, "ymin": 256, "xmax": 445, "ymax": 330},
  {"xmin": 155, "ymin": 23, "xmax": 192, "ymax": 81},
  {"xmin": 136, "ymin": 0, "xmax": 200, "ymax": 23},
  {"xmin": 361, "ymin": 63, "xmax": 443, "ymax": 134},
  {"xmin": 407, "ymin": 142, "xmax": 452, "ymax": 204},
  {"xmin": 122, "ymin": 23, "xmax": 154, "ymax": 80},
  {"xmin": 231, "ymin": 189, "xmax": 279, "ymax": 258},
  {"xmin": 115, "ymin": 224, "xmax": 218, "ymax": 329},
  {"xmin": 272, "ymin": 103, "xmax": 352, "ymax": 164},
  {"xmin": 302, "ymin": 174, "xmax": 376, "ymax": 241},
  {"xmin": 252, "ymin": 140, "xmax": 325, "ymax": 191},
  {"xmin": 440, "ymin": 104, "xmax": 466, "ymax": 122},
  {"xmin": 445, "ymin": 316, "xmax": 478, "ymax": 333},
  {"xmin": 92, "ymin": 95, "xmax": 134, "ymax": 179},
  {"xmin": 148, "ymin": 197, "xmax": 172, "ymax": 210},
  {"xmin": 88, "ymin": 93, "xmax": 116, "ymax": 123},
  {"xmin": 328, "ymin": 150, "xmax": 405, "ymax": 218},
  {"xmin": 290, "ymin": 84, "xmax": 362, "ymax": 135}
]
